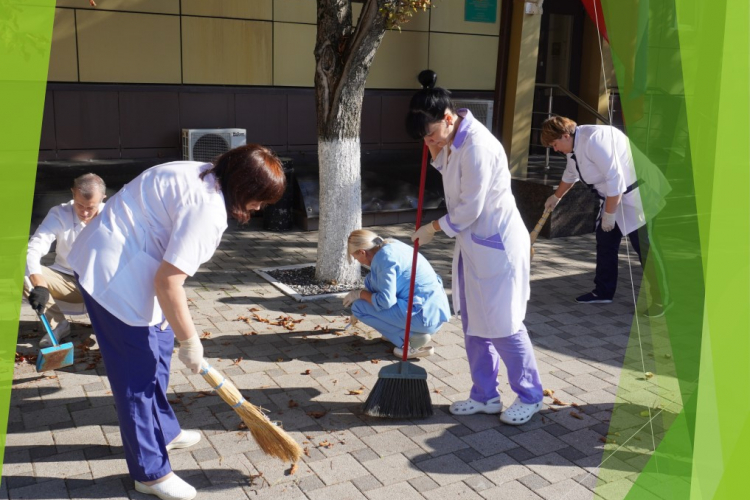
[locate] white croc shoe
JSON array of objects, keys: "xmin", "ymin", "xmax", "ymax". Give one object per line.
[
  {"xmin": 449, "ymin": 397, "xmax": 502, "ymax": 416},
  {"xmin": 135, "ymin": 474, "xmax": 196, "ymax": 500},
  {"xmin": 393, "ymin": 345, "xmax": 434, "ymax": 359},
  {"xmin": 166, "ymin": 430, "xmax": 201, "ymax": 451},
  {"xmin": 499, "ymin": 397, "xmax": 542, "ymax": 425}
]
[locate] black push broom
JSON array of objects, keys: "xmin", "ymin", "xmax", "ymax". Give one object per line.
[{"xmin": 363, "ymin": 143, "xmax": 433, "ymax": 419}]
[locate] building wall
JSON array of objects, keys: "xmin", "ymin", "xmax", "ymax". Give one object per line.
[
  {"xmin": 44, "ymin": 0, "xmax": 501, "ymax": 159},
  {"xmin": 48, "ymin": 0, "xmax": 500, "ymax": 89}
]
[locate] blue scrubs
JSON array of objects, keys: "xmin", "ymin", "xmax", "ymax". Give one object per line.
[
  {"xmin": 78, "ymin": 281, "xmax": 181, "ymax": 482},
  {"xmin": 351, "ymin": 240, "xmax": 451, "ymax": 347}
]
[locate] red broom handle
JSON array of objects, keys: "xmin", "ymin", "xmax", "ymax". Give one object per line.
[{"xmin": 403, "ymin": 144, "xmax": 429, "ymax": 362}]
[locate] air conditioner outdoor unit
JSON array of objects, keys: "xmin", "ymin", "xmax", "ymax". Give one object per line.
[
  {"xmin": 181, "ymin": 128, "xmax": 247, "ymax": 163},
  {"xmin": 453, "ymin": 99, "xmax": 494, "ymax": 130}
]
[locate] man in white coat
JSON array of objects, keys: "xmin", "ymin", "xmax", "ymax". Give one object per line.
[
  {"xmin": 26, "ymin": 173, "xmax": 106, "ymax": 346},
  {"xmin": 541, "ymin": 116, "xmax": 668, "ymax": 317}
]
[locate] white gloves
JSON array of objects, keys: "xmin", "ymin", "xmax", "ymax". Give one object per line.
[
  {"xmin": 411, "ymin": 222, "xmax": 436, "ymax": 246},
  {"xmin": 544, "ymin": 194, "xmax": 561, "ymax": 212},
  {"xmin": 601, "ymin": 211, "xmax": 617, "ymax": 232},
  {"xmin": 343, "ymin": 289, "xmax": 363, "ymax": 307},
  {"xmin": 178, "ymin": 335, "xmax": 204, "ymax": 373}
]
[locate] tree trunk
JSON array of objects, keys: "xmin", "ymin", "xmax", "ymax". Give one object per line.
[{"xmin": 314, "ymin": 0, "xmax": 388, "ymax": 284}]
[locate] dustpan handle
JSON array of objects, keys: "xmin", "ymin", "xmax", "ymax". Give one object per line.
[
  {"xmin": 24, "ymin": 276, "xmax": 59, "ymax": 347},
  {"xmin": 403, "ymin": 144, "xmax": 429, "ymax": 362}
]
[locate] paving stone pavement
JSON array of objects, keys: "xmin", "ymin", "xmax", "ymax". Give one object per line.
[{"xmin": 6, "ymin": 222, "xmax": 660, "ymax": 500}]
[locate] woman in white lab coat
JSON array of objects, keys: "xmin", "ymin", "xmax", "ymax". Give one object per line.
[
  {"xmin": 68, "ymin": 145, "xmax": 286, "ymax": 500},
  {"xmin": 541, "ymin": 116, "xmax": 668, "ymax": 317},
  {"xmin": 407, "ymin": 71, "xmax": 544, "ymax": 425}
]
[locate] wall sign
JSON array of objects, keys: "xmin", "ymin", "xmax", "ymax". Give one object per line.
[{"xmin": 465, "ymin": 0, "xmax": 497, "ymax": 23}]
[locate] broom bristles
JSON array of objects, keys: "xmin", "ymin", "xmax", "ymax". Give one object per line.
[
  {"xmin": 200, "ymin": 362, "xmax": 302, "ymax": 463},
  {"xmin": 363, "ymin": 377, "xmax": 433, "ymax": 419}
]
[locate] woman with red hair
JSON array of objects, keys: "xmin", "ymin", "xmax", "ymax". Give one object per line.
[{"xmin": 68, "ymin": 145, "xmax": 285, "ymax": 500}]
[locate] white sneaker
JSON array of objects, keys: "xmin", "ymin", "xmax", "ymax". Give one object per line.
[
  {"xmin": 135, "ymin": 475, "xmax": 196, "ymax": 500},
  {"xmin": 499, "ymin": 397, "xmax": 542, "ymax": 425},
  {"xmin": 40, "ymin": 319, "xmax": 71, "ymax": 348},
  {"xmin": 393, "ymin": 345, "xmax": 434, "ymax": 359},
  {"xmin": 449, "ymin": 397, "xmax": 502, "ymax": 415},
  {"xmin": 166, "ymin": 430, "xmax": 201, "ymax": 451}
]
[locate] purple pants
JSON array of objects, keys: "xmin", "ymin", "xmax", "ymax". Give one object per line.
[
  {"xmin": 78, "ymin": 281, "xmax": 181, "ymax": 481},
  {"xmin": 458, "ymin": 253, "xmax": 543, "ymax": 405}
]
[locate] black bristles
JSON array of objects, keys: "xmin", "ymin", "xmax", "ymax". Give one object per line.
[{"xmin": 363, "ymin": 377, "xmax": 433, "ymax": 419}]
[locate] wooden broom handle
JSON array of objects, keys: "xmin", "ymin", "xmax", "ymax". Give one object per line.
[
  {"xmin": 530, "ymin": 209, "xmax": 551, "ymax": 247},
  {"xmin": 403, "ymin": 144, "xmax": 429, "ymax": 362}
]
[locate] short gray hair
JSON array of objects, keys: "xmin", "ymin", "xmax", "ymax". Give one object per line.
[{"xmin": 73, "ymin": 173, "xmax": 106, "ymax": 199}]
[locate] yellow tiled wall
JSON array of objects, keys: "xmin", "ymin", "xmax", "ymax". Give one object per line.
[
  {"xmin": 49, "ymin": 1, "xmax": 501, "ymax": 90},
  {"xmin": 48, "ymin": 8, "xmax": 78, "ymax": 82},
  {"xmin": 76, "ymin": 10, "xmax": 181, "ymax": 84},
  {"xmin": 182, "ymin": 17, "xmax": 273, "ymax": 85}
]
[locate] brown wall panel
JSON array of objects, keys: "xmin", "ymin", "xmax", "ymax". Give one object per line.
[
  {"xmin": 121, "ymin": 148, "xmax": 181, "ymax": 160},
  {"xmin": 235, "ymin": 94, "xmax": 288, "ymax": 147},
  {"xmin": 40, "ymin": 91, "xmax": 56, "ymax": 151},
  {"xmin": 119, "ymin": 92, "xmax": 180, "ymax": 149},
  {"xmin": 361, "ymin": 95, "xmax": 381, "ymax": 144},
  {"xmin": 53, "ymin": 91, "xmax": 120, "ymax": 149},
  {"xmin": 287, "ymin": 94, "xmax": 317, "ymax": 146},
  {"xmin": 179, "ymin": 93, "xmax": 236, "ymax": 130},
  {"xmin": 380, "ymin": 96, "xmax": 416, "ymax": 144}
]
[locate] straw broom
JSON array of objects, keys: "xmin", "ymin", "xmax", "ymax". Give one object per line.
[
  {"xmin": 199, "ymin": 360, "xmax": 302, "ymax": 463},
  {"xmin": 529, "ymin": 209, "xmax": 551, "ymax": 260}
]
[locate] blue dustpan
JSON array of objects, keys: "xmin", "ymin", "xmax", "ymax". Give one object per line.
[{"xmin": 35, "ymin": 309, "xmax": 74, "ymax": 372}]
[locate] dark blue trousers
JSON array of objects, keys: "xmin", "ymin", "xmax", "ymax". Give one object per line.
[
  {"xmin": 594, "ymin": 221, "xmax": 664, "ymax": 304},
  {"xmin": 78, "ymin": 282, "xmax": 181, "ymax": 481}
]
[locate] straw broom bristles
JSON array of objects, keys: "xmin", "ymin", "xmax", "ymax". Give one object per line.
[{"xmin": 199, "ymin": 361, "xmax": 302, "ymax": 463}]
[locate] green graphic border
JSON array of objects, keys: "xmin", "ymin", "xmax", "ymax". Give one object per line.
[
  {"xmin": 0, "ymin": 0, "xmax": 55, "ymax": 474},
  {"xmin": 598, "ymin": 0, "xmax": 750, "ymax": 499}
]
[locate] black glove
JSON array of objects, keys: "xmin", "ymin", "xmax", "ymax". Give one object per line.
[{"xmin": 28, "ymin": 286, "xmax": 50, "ymax": 313}]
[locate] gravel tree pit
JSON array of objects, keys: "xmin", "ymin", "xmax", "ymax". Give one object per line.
[{"xmin": 264, "ymin": 265, "xmax": 365, "ymax": 297}]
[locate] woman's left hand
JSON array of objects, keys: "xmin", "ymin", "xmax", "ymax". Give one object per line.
[
  {"xmin": 343, "ymin": 289, "xmax": 363, "ymax": 307},
  {"xmin": 601, "ymin": 211, "xmax": 616, "ymax": 232},
  {"xmin": 411, "ymin": 222, "xmax": 437, "ymax": 246}
]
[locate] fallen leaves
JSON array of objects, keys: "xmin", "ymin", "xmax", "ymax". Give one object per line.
[
  {"xmin": 348, "ymin": 390, "xmax": 363, "ymax": 395},
  {"xmin": 543, "ymin": 389, "xmax": 555, "ymax": 397},
  {"xmin": 644, "ymin": 372, "xmax": 654, "ymax": 379},
  {"xmin": 570, "ymin": 411, "xmax": 584, "ymax": 420},
  {"xmin": 306, "ymin": 411, "xmax": 327, "ymax": 419},
  {"xmin": 232, "ymin": 357, "xmax": 243, "ymax": 365},
  {"xmin": 303, "ymin": 447, "xmax": 311, "ymax": 457},
  {"xmin": 200, "ymin": 331, "xmax": 212, "ymax": 339},
  {"xmin": 551, "ymin": 397, "xmax": 568, "ymax": 407},
  {"xmin": 288, "ymin": 400, "xmax": 299, "ymax": 408},
  {"xmin": 303, "ymin": 369, "xmax": 312, "ymax": 375},
  {"xmin": 370, "ymin": 359, "xmax": 380, "ymax": 364},
  {"xmin": 288, "ymin": 463, "xmax": 298, "ymax": 475}
]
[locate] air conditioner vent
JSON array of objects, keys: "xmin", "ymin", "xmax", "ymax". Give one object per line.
[
  {"xmin": 453, "ymin": 99, "xmax": 494, "ymax": 130},
  {"xmin": 181, "ymin": 128, "xmax": 247, "ymax": 162}
]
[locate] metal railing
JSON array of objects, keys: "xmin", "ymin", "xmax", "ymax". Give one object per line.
[{"xmin": 529, "ymin": 83, "xmax": 612, "ymax": 171}]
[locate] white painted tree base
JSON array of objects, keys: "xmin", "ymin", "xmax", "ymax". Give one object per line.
[{"xmin": 316, "ymin": 138, "xmax": 362, "ymax": 284}]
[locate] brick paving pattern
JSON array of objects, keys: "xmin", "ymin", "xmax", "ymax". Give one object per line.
[{"xmin": 5, "ymin": 222, "xmax": 657, "ymax": 499}]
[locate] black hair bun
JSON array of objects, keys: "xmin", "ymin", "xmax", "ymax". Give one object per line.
[{"xmin": 418, "ymin": 69, "xmax": 437, "ymax": 89}]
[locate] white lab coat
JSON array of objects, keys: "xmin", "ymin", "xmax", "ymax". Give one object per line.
[
  {"xmin": 69, "ymin": 162, "xmax": 227, "ymax": 326},
  {"xmin": 562, "ymin": 125, "xmax": 649, "ymax": 235},
  {"xmin": 434, "ymin": 110, "xmax": 530, "ymax": 339}
]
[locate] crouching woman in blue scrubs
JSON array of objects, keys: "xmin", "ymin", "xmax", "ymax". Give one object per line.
[
  {"xmin": 68, "ymin": 145, "xmax": 285, "ymax": 500},
  {"xmin": 342, "ymin": 230, "xmax": 451, "ymax": 359}
]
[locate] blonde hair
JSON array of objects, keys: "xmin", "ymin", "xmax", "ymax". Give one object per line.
[
  {"xmin": 347, "ymin": 229, "xmax": 393, "ymax": 263},
  {"xmin": 541, "ymin": 116, "xmax": 577, "ymax": 147}
]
